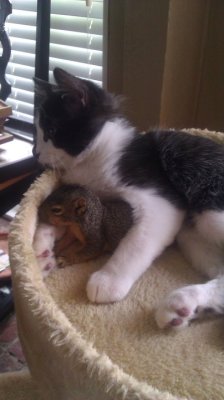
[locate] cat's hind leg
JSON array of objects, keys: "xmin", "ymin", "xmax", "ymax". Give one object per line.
[
  {"xmin": 156, "ymin": 278, "xmax": 224, "ymax": 328},
  {"xmin": 178, "ymin": 210, "xmax": 224, "ymax": 278},
  {"xmin": 156, "ymin": 210, "xmax": 224, "ymax": 329}
]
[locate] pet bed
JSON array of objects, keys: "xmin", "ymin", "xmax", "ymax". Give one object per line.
[{"xmin": 1, "ymin": 128, "xmax": 224, "ymax": 400}]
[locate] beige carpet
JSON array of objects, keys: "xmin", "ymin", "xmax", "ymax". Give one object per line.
[{"xmin": 2, "ymin": 128, "xmax": 224, "ymax": 400}]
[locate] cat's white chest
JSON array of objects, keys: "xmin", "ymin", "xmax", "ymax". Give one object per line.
[
  {"xmin": 60, "ymin": 119, "xmax": 135, "ymax": 196},
  {"xmin": 62, "ymin": 154, "xmax": 120, "ymax": 197}
]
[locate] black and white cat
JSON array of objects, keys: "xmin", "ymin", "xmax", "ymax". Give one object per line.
[{"xmin": 33, "ymin": 68, "xmax": 224, "ymax": 329}]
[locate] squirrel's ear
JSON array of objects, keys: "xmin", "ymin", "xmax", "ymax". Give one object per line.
[{"xmin": 73, "ymin": 197, "xmax": 87, "ymax": 216}]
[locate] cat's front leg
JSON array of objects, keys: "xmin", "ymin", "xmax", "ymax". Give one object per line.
[
  {"xmin": 155, "ymin": 277, "xmax": 224, "ymax": 329},
  {"xmin": 87, "ymin": 197, "xmax": 184, "ymax": 303},
  {"xmin": 33, "ymin": 223, "xmax": 64, "ymax": 276}
]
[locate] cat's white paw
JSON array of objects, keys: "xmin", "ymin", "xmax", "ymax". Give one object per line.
[
  {"xmin": 86, "ymin": 270, "xmax": 131, "ymax": 303},
  {"xmin": 33, "ymin": 223, "xmax": 56, "ymax": 257},
  {"xmin": 155, "ymin": 286, "xmax": 202, "ymax": 329}
]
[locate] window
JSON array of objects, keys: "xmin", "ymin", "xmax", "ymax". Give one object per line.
[{"xmin": 5, "ymin": 0, "xmax": 104, "ymax": 132}]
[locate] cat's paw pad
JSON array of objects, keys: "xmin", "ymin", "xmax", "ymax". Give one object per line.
[
  {"xmin": 39, "ymin": 249, "xmax": 52, "ymax": 258},
  {"xmin": 42, "ymin": 260, "xmax": 56, "ymax": 277},
  {"xmin": 86, "ymin": 270, "xmax": 131, "ymax": 303},
  {"xmin": 37, "ymin": 256, "xmax": 57, "ymax": 277},
  {"xmin": 155, "ymin": 287, "xmax": 201, "ymax": 329}
]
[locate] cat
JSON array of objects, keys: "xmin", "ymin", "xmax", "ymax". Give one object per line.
[{"xmin": 33, "ymin": 67, "xmax": 224, "ymax": 329}]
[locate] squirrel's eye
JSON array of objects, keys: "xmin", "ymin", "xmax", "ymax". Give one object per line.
[{"xmin": 51, "ymin": 205, "xmax": 64, "ymax": 215}]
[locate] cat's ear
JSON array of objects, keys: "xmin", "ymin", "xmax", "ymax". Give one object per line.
[
  {"xmin": 33, "ymin": 77, "xmax": 54, "ymax": 98},
  {"xmin": 53, "ymin": 68, "xmax": 88, "ymax": 106}
]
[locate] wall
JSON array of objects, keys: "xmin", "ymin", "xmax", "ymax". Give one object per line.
[
  {"xmin": 107, "ymin": 0, "xmax": 224, "ymax": 132},
  {"xmin": 107, "ymin": 0, "xmax": 170, "ymax": 131}
]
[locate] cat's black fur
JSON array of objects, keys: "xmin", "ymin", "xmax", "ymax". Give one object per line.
[{"xmin": 119, "ymin": 130, "xmax": 224, "ymax": 212}]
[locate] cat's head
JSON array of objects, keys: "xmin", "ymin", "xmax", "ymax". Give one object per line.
[{"xmin": 33, "ymin": 68, "xmax": 119, "ymax": 168}]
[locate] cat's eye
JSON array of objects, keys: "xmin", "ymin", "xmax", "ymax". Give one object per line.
[
  {"xmin": 48, "ymin": 127, "xmax": 57, "ymax": 138},
  {"xmin": 51, "ymin": 205, "xmax": 64, "ymax": 215}
]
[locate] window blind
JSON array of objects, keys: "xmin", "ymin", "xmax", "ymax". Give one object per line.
[
  {"xmin": 5, "ymin": 0, "xmax": 37, "ymax": 124},
  {"xmin": 49, "ymin": 0, "xmax": 103, "ymax": 85},
  {"xmin": 5, "ymin": 0, "xmax": 104, "ymax": 125}
]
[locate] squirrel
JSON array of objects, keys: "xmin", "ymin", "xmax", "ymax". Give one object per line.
[{"xmin": 38, "ymin": 184, "xmax": 133, "ymax": 266}]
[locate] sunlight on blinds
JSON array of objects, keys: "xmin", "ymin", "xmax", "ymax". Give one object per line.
[
  {"xmin": 5, "ymin": 0, "xmax": 104, "ymax": 124},
  {"xmin": 49, "ymin": 0, "xmax": 103, "ymax": 85},
  {"xmin": 5, "ymin": 0, "xmax": 37, "ymax": 124}
]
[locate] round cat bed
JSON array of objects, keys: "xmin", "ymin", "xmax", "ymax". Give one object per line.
[{"xmin": 4, "ymin": 128, "xmax": 224, "ymax": 400}]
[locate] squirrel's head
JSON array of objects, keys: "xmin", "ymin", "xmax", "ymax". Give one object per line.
[{"xmin": 38, "ymin": 184, "xmax": 102, "ymax": 226}]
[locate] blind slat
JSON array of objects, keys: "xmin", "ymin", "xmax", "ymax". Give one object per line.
[
  {"xmin": 6, "ymin": 24, "xmax": 36, "ymax": 41},
  {"xmin": 49, "ymin": 58, "xmax": 102, "ymax": 82},
  {"xmin": 50, "ymin": 29, "xmax": 102, "ymax": 51},
  {"xmin": 51, "ymin": 15, "xmax": 103, "ymax": 36},
  {"xmin": 8, "ymin": 108, "xmax": 33, "ymax": 124},
  {"xmin": 10, "ymin": 37, "xmax": 36, "ymax": 54},
  {"xmin": 7, "ymin": 10, "xmax": 37, "ymax": 27},
  {"xmin": 7, "ymin": 98, "xmax": 34, "ymax": 116},
  {"xmin": 6, "ymin": 74, "xmax": 35, "ymax": 92},
  {"xmin": 9, "ymin": 0, "xmax": 37, "ymax": 12},
  {"xmin": 51, "ymin": 0, "xmax": 103, "ymax": 19},
  {"xmin": 6, "ymin": 63, "xmax": 35, "ymax": 80},
  {"xmin": 9, "ymin": 50, "xmax": 35, "ymax": 68},
  {"xmin": 50, "ymin": 43, "xmax": 102, "ymax": 67},
  {"xmin": 10, "ymin": 87, "xmax": 34, "ymax": 104}
]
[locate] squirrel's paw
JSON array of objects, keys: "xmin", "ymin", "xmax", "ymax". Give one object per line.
[
  {"xmin": 86, "ymin": 270, "xmax": 131, "ymax": 303},
  {"xmin": 56, "ymin": 256, "xmax": 67, "ymax": 268}
]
